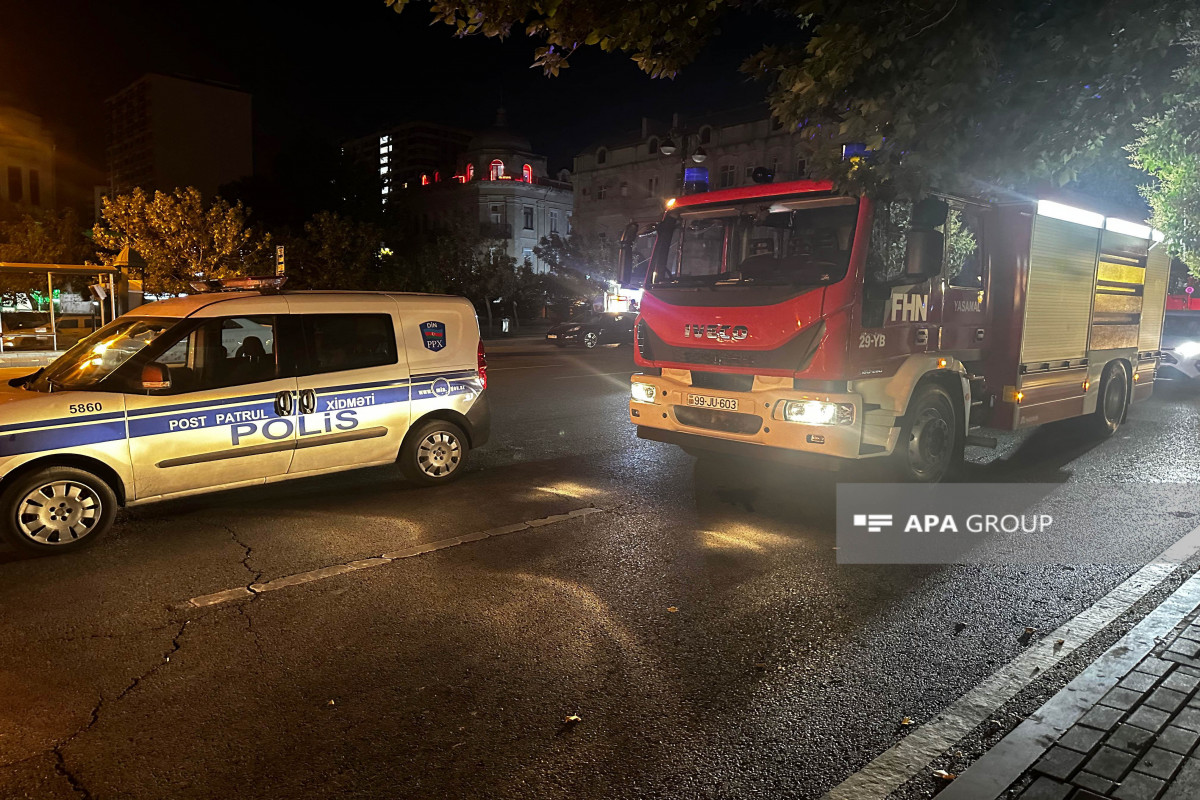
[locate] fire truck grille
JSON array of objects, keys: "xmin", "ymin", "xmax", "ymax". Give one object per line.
[{"xmin": 673, "ymin": 406, "xmax": 763, "ymax": 435}]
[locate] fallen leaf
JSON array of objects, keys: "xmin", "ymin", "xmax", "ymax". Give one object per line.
[
  {"xmin": 932, "ymin": 769, "xmax": 956, "ymax": 781},
  {"xmin": 667, "ymin": 607, "xmax": 679, "ymax": 613},
  {"xmin": 565, "ymin": 714, "xmax": 582, "ymax": 724},
  {"xmin": 327, "ymin": 700, "xmax": 336, "ymax": 706},
  {"xmin": 1024, "ymin": 627, "xmax": 1036, "ymax": 634},
  {"xmin": 900, "ymin": 716, "xmax": 913, "ymax": 726}
]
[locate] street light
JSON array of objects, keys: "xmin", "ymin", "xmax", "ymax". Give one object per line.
[{"xmin": 660, "ymin": 131, "xmax": 709, "ymax": 193}]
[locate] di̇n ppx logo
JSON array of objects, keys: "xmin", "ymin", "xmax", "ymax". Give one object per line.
[{"xmin": 853, "ymin": 514, "xmax": 893, "ymax": 533}]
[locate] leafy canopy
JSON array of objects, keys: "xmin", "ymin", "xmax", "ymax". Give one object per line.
[{"xmin": 389, "ymin": 0, "xmax": 1194, "ymax": 199}]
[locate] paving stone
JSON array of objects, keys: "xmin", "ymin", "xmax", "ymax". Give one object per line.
[
  {"xmin": 1169, "ymin": 639, "xmax": 1200, "ymax": 659},
  {"xmin": 1072, "ymin": 771, "xmax": 1115, "ymax": 794},
  {"xmin": 1034, "ymin": 745, "xmax": 1088, "ymax": 780},
  {"xmin": 1081, "ymin": 704, "xmax": 1127, "ymax": 732},
  {"xmin": 1058, "ymin": 725, "xmax": 1106, "ymax": 754},
  {"xmin": 1112, "ymin": 770, "xmax": 1167, "ymax": 800},
  {"xmin": 1126, "ymin": 705, "xmax": 1171, "ymax": 733},
  {"xmin": 1085, "ymin": 745, "xmax": 1138, "ymax": 781},
  {"xmin": 1121, "ymin": 671, "xmax": 1162, "ymax": 693},
  {"xmin": 1103, "ymin": 687, "xmax": 1150, "ymax": 711},
  {"xmin": 1162, "ymin": 652, "xmax": 1200, "ymax": 668},
  {"xmin": 1161, "ymin": 756, "xmax": 1200, "ymax": 800},
  {"xmin": 1107, "ymin": 723, "xmax": 1156, "ymax": 754},
  {"xmin": 1138, "ymin": 657, "xmax": 1174, "ymax": 677},
  {"xmin": 1156, "ymin": 725, "xmax": 1200, "ymax": 756},
  {"xmin": 1162, "ymin": 670, "xmax": 1200, "ymax": 695},
  {"xmin": 1018, "ymin": 775, "xmax": 1072, "ymax": 799},
  {"xmin": 1147, "ymin": 687, "xmax": 1191, "ymax": 714},
  {"xmin": 1172, "ymin": 707, "xmax": 1200, "ymax": 733},
  {"xmin": 1134, "ymin": 746, "xmax": 1184, "ymax": 781},
  {"xmin": 1177, "ymin": 665, "xmax": 1200, "ymax": 678}
]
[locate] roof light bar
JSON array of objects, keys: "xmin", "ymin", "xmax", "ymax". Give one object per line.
[
  {"xmin": 1105, "ymin": 218, "xmax": 1153, "ymax": 239},
  {"xmin": 1036, "ymin": 200, "xmax": 1104, "ymax": 229},
  {"xmin": 189, "ymin": 276, "xmax": 289, "ymax": 294}
]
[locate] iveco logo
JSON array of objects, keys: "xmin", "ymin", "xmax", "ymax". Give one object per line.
[{"xmin": 684, "ymin": 324, "xmax": 749, "ymax": 342}]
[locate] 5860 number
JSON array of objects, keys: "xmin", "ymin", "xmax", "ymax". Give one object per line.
[{"xmin": 68, "ymin": 402, "xmax": 103, "ymax": 414}]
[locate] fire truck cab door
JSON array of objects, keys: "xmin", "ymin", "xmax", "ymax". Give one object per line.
[{"xmin": 930, "ymin": 203, "xmax": 988, "ymax": 361}]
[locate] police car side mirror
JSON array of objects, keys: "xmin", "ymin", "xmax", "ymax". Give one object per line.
[
  {"xmin": 904, "ymin": 228, "xmax": 944, "ymax": 282},
  {"xmin": 140, "ymin": 362, "xmax": 171, "ymax": 391}
]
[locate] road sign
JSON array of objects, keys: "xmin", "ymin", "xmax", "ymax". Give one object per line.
[{"xmin": 275, "ymin": 245, "xmax": 286, "ymax": 276}]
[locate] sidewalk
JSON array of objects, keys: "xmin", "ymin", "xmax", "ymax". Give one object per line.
[{"xmin": 943, "ymin": 570, "xmax": 1200, "ymax": 800}]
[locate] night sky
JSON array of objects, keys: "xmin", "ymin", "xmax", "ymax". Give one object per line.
[{"xmin": 3, "ymin": 0, "xmax": 781, "ymax": 176}]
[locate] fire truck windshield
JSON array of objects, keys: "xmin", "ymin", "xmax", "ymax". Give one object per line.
[{"xmin": 650, "ymin": 200, "xmax": 859, "ymax": 288}]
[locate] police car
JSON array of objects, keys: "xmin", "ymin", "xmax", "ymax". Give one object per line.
[{"xmin": 0, "ymin": 279, "xmax": 490, "ymax": 554}]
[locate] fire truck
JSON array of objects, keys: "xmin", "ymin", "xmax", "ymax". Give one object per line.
[{"xmin": 619, "ymin": 180, "xmax": 1170, "ymax": 481}]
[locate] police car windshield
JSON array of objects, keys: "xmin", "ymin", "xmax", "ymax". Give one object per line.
[{"xmin": 32, "ymin": 318, "xmax": 177, "ymax": 392}]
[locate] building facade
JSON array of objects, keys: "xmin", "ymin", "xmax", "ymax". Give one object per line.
[
  {"xmin": 344, "ymin": 121, "xmax": 473, "ymax": 206},
  {"xmin": 570, "ymin": 106, "xmax": 811, "ymax": 240},
  {"xmin": 0, "ymin": 105, "xmax": 56, "ymax": 210},
  {"xmin": 106, "ymin": 74, "xmax": 253, "ymax": 198},
  {"xmin": 384, "ymin": 111, "xmax": 573, "ymax": 273}
]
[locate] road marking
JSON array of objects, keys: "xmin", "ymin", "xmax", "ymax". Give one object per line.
[
  {"xmin": 489, "ymin": 364, "xmax": 566, "ymax": 371},
  {"xmin": 551, "ymin": 371, "xmax": 634, "ymax": 380},
  {"xmin": 186, "ymin": 507, "xmax": 605, "ymax": 608},
  {"xmin": 823, "ymin": 521, "xmax": 1200, "ymax": 800}
]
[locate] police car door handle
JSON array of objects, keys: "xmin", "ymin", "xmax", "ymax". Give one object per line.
[
  {"xmin": 299, "ymin": 389, "xmax": 316, "ymax": 415},
  {"xmin": 274, "ymin": 391, "xmax": 294, "ymax": 417}
]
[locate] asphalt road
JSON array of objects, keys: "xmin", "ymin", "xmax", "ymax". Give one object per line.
[{"xmin": 1, "ymin": 341, "xmax": 1199, "ymax": 799}]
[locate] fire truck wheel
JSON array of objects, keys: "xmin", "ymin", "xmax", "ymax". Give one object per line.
[
  {"xmin": 1090, "ymin": 363, "xmax": 1129, "ymax": 438},
  {"xmin": 0, "ymin": 466, "xmax": 118, "ymax": 554},
  {"xmin": 893, "ymin": 383, "xmax": 961, "ymax": 483}
]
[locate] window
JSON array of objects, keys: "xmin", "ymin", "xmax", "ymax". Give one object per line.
[
  {"xmin": 466, "ymin": 163, "xmax": 475, "ymax": 181},
  {"xmin": 29, "ymin": 170, "xmax": 39, "ymax": 206},
  {"xmin": 596, "ymin": 148, "xmax": 607, "ymax": 165},
  {"xmin": 596, "ymin": 185, "xmax": 608, "ymax": 200},
  {"xmin": 867, "ymin": 201, "xmax": 913, "ymax": 283},
  {"xmin": 647, "ymin": 176, "xmax": 659, "ymax": 197},
  {"xmin": 522, "ymin": 164, "xmax": 533, "ymax": 183},
  {"xmin": 648, "ymin": 138, "xmax": 659, "ymax": 155},
  {"xmin": 718, "ymin": 164, "xmax": 737, "ymax": 189},
  {"xmin": 797, "ymin": 158, "xmax": 808, "ymax": 178},
  {"xmin": 490, "ymin": 205, "xmax": 503, "ymax": 224},
  {"xmin": 489, "ymin": 160, "xmax": 504, "ymax": 180},
  {"xmin": 549, "ymin": 209, "xmax": 559, "ymax": 233},
  {"xmin": 620, "ymin": 181, "xmax": 629, "ymax": 197},
  {"xmin": 945, "ymin": 207, "xmax": 984, "ymax": 288},
  {"xmin": 522, "ymin": 248, "xmax": 534, "ymax": 266},
  {"xmin": 129, "ymin": 316, "xmax": 281, "ymax": 394},
  {"xmin": 300, "ymin": 314, "xmax": 397, "ymax": 375},
  {"xmin": 7, "ymin": 167, "xmax": 21, "ymax": 203},
  {"xmin": 698, "ymin": 127, "xmax": 712, "ymax": 145},
  {"xmin": 523, "ymin": 206, "xmax": 534, "ymax": 230}
]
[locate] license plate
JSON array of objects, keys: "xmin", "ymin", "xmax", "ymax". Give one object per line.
[{"xmin": 687, "ymin": 394, "xmax": 738, "ymax": 411}]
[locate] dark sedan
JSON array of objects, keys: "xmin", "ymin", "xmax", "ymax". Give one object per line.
[{"xmin": 545, "ymin": 311, "xmax": 635, "ymax": 349}]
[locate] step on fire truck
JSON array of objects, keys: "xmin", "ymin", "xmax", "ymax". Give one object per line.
[{"xmin": 618, "ymin": 181, "xmax": 1170, "ymax": 481}]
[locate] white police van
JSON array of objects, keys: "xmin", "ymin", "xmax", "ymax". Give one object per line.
[{"xmin": 0, "ymin": 280, "xmax": 490, "ymax": 554}]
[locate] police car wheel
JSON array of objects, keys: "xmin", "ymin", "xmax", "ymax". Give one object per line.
[
  {"xmin": 582, "ymin": 331, "xmax": 599, "ymax": 349},
  {"xmin": 0, "ymin": 466, "xmax": 117, "ymax": 554},
  {"xmin": 400, "ymin": 420, "xmax": 469, "ymax": 485}
]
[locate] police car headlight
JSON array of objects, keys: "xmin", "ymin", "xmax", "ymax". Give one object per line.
[
  {"xmin": 631, "ymin": 381, "xmax": 658, "ymax": 404},
  {"xmin": 1176, "ymin": 341, "xmax": 1200, "ymax": 359},
  {"xmin": 784, "ymin": 400, "xmax": 854, "ymax": 425}
]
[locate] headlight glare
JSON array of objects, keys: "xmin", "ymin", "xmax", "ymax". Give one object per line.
[
  {"xmin": 631, "ymin": 381, "xmax": 658, "ymax": 404},
  {"xmin": 783, "ymin": 400, "xmax": 854, "ymax": 425},
  {"xmin": 1176, "ymin": 341, "xmax": 1200, "ymax": 359}
]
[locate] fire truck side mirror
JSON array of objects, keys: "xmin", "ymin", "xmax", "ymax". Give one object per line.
[
  {"xmin": 616, "ymin": 222, "xmax": 640, "ymax": 287},
  {"xmin": 905, "ymin": 228, "xmax": 945, "ymax": 281}
]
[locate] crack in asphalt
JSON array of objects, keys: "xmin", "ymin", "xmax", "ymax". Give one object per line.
[
  {"xmin": 47, "ymin": 619, "xmax": 190, "ymax": 799},
  {"xmin": 224, "ymin": 525, "xmax": 268, "ymax": 659}
]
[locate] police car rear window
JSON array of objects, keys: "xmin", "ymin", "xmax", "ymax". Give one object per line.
[{"xmin": 300, "ymin": 314, "xmax": 397, "ymax": 375}]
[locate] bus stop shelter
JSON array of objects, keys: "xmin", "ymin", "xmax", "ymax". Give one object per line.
[{"xmin": 0, "ymin": 262, "xmax": 119, "ymax": 354}]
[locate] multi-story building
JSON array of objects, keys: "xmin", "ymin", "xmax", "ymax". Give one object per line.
[
  {"xmin": 106, "ymin": 74, "xmax": 253, "ymax": 198},
  {"xmin": 344, "ymin": 122, "xmax": 473, "ymax": 207},
  {"xmin": 385, "ymin": 110, "xmax": 573, "ymax": 273},
  {"xmin": 0, "ymin": 105, "xmax": 56, "ymax": 210},
  {"xmin": 570, "ymin": 105, "xmax": 812, "ymax": 240}
]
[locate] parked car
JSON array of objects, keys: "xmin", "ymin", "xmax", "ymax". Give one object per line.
[
  {"xmin": 1159, "ymin": 311, "xmax": 1200, "ymax": 383},
  {"xmin": 1, "ymin": 315, "xmax": 100, "ymax": 351},
  {"xmin": 545, "ymin": 311, "xmax": 635, "ymax": 349}
]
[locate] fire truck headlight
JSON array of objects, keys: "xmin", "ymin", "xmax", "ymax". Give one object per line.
[
  {"xmin": 1176, "ymin": 341, "xmax": 1200, "ymax": 359},
  {"xmin": 784, "ymin": 400, "xmax": 854, "ymax": 425},
  {"xmin": 631, "ymin": 382, "xmax": 658, "ymax": 404}
]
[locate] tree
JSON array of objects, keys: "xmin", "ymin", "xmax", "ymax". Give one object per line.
[
  {"xmin": 0, "ymin": 208, "xmax": 97, "ymax": 309},
  {"xmin": 1129, "ymin": 36, "xmax": 1200, "ymax": 277},
  {"xmin": 93, "ymin": 187, "xmax": 270, "ymax": 294},
  {"xmin": 533, "ymin": 233, "xmax": 611, "ymax": 318},
  {"xmin": 283, "ymin": 211, "xmax": 384, "ymax": 290},
  {"xmin": 388, "ymin": 0, "xmax": 1194, "ymax": 198}
]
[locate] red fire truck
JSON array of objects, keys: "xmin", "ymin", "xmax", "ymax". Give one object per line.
[{"xmin": 619, "ymin": 180, "xmax": 1170, "ymax": 481}]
